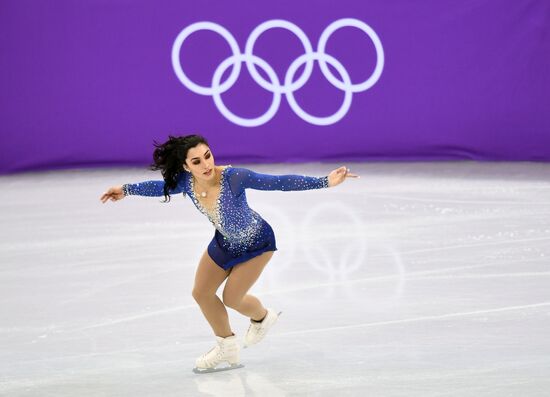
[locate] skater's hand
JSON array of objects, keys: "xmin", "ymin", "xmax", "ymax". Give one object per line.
[
  {"xmin": 327, "ymin": 166, "xmax": 359, "ymax": 188},
  {"xmin": 100, "ymin": 185, "xmax": 125, "ymax": 203}
]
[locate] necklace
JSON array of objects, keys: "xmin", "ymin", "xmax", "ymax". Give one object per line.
[
  {"xmin": 195, "ymin": 183, "xmax": 208, "ymax": 198},
  {"xmin": 194, "ymin": 169, "xmax": 218, "ymax": 198}
]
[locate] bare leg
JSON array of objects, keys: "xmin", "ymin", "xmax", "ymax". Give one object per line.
[
  {"xmin": 192, "ymin": 250, "xmax": 232, "ymax": 337},
  {"xmin": 222, "ymin": 251, "xmax": 274, "ymax": 320}
]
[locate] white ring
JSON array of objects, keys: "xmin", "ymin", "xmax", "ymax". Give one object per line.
[
  {"xmin": 317, "ymin": 18, "xmax": 384, "ymax": 93},
  {"xmin": 171, "ymin": 22, "xmax": 241, "ymax": 96},
  {"xmin": 172, "ymin": 19, "xmax": 384, "ymax": 126},
  {"xmin": 212, "ymin": 54, "xmax": 282, "ymax": 127},
  {"xmin": 285, "ymin": 52, "xmax": 353, "ymax": 126},
  {"xmin": 244, "ymin": 19, "xmax": 314, "ymax": 94}
]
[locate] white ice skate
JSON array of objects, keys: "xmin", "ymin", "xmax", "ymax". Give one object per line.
[
  {"xmin": 193, "ymin": 334, "xmax": 244, "ymax": 374},
  {"xmin": 243, "ymin": 308, "xmax": 281, "ymax": 348}
]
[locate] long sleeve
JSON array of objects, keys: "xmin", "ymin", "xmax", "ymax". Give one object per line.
[
  {"xmin": 123, "ymin": 172, "xmax": 187, "ymax": 197},
  {"xmin": 228, "ymin": 167, "xmax": 329, "ymax": 196}
]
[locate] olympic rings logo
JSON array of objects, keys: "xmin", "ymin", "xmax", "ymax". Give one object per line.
[{"xmin": 171, "ymin": 19, "xmax": 384, "ymax": 127}]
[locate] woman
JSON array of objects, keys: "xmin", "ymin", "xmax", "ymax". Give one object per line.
[{"xmin": 100, "ymin": 134, "xmax": 358, "ymax": 373}]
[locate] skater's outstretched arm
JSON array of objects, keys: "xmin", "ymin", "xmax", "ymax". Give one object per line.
[
  {"xmin": 227, "ymin": 167, "xmax": 327, "ymax": 195},
  {"xmin": 100, "ymin": 172, "xmax": 187, "ymax": 203},
  {"xmin": 227, "ymin": 166, "xmax": 358, "ymax": 195}
]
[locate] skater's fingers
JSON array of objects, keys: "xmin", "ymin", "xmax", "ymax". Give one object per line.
[
  {"xmin": 101, "ymin": 191, "xmax": 117, "ymax": 202},
  {"xmin": 342, "ymin": 167, "xmax": 359, "ymax": 179}
]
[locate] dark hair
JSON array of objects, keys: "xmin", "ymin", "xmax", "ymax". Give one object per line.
[{"xmin": 150, "ymin": 134, "xmax": 209, "ymax": 202}]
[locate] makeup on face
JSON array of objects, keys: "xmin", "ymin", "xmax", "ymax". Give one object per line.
[{"xmin": 186, "ymin": 146, "xmax": 216, "ymax": 180}]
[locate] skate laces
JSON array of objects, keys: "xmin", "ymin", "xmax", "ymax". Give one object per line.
[
  {"xmin": 201, "ymin": 343, "xmax": 224, "ymax": 364},
  {"xmin": 196, "ymin": 336, "xmax": 239, "ymax": 369},
  {"xmin": 248, "ymin": 321, "xmax": 265, "ymax": 336}
]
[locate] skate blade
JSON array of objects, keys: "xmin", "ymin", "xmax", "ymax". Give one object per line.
[
  {"xmin": 243, "ymin": 311, "xmax": 282, "ymax": 349},
  {"xmin": 192, "ymin": 363, "xmax": 244, "ymax": 374}
]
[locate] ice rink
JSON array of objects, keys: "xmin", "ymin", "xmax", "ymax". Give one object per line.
[{"xmin": 1, "ymin": 162, "xmax": 549, "ymax": 396}]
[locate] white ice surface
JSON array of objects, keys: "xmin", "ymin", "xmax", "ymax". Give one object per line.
[{"xmin": 1, "ymin": 162, "xmax": 549, "ymax": 396}]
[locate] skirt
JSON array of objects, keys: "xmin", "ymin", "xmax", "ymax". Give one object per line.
[{"xmin": 207, "ymin": 220, "xmax": 278, "ymax": 270}]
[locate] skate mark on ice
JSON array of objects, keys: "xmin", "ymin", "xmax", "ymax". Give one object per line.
[{"xmin": 277, "ymin": 302, "xmax": 550, "ymax": 336}]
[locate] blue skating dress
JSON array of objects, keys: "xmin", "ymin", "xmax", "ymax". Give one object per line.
[{"xmin": 123, "ymin": 166, "xmax": 329, "ymax": 270}]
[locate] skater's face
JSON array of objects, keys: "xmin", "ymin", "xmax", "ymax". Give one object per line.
[{"xmin": 185, "ymin": 143, "xmax": 216, "ymax": 181}]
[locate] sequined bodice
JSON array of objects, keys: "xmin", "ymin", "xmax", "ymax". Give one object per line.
[
  {"xmin": 188, "ymin": 166, "xmax": 265, "ymax": 247},
  {"xmin": 189, "ymin": 167, "xmax": 229, "ymax": 234}
]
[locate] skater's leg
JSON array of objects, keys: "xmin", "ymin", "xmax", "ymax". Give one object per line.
[
  {"xmin": 192, "ymin": 250, "xmax": 232, "ymax": 337},
  {"xmin": 222, "ymin": 251, "xmax": 274, "ymax": 320}
]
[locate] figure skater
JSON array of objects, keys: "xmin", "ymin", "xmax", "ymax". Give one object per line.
[{"xmin": 100, "ymin": 134, "xmax": 358, "ymax": 373}]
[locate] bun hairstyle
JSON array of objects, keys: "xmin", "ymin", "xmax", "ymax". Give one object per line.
[{"xmin": 150, "ymin": 134, "xmax": 209, "ymax": 202}]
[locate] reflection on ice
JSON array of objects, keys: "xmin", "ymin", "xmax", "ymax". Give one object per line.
[{"xmin": 195, "ymin": 371, "xmax": 287, "ymax": 397}]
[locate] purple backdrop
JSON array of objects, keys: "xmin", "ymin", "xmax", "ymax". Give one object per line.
[{"xmin": 1, "ymin": 0, "xmax": 549, "ymax": 174}]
